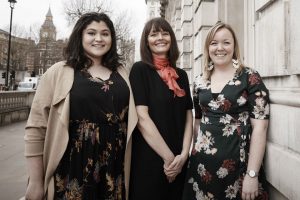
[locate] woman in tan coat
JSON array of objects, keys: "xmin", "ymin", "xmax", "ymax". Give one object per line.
[{"xmin": 24, "ymin": 12, "xmax": 137, "ymax": 200}]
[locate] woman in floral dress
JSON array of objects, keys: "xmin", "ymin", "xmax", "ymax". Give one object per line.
[
  {"xmin": 24, "ymin": 13, "xmax": 137, "ymax": 200},
  {"xmin": 182, "ymin": 22, "xmax": 269, "ymax": 200}
]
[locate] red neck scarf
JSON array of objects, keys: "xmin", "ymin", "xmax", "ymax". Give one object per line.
[{"xmin": 153, "ymin": 56, "xmax": 186, "ymax": 97}]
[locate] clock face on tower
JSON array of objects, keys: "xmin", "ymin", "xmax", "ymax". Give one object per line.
[{"xmin": 42, "ymin": 32, "xmax": 48, "ymax": 37}]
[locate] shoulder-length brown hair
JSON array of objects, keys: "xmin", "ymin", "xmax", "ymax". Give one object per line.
[
  {"xmin": 140, "ymin": 17, "xmax": 179, "ymax": 68},
  {"xmin": 203, "ymin": 22, "xmax": 244, "ymax": 80}
]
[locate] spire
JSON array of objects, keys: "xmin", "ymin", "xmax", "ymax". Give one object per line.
[
  {"xmin": 43, "ymin": 6, "xmax": 54, "ymax": 26},
  {"xmin": 46, "ymin": 7, "xmax": 52, "ymax": 17}
]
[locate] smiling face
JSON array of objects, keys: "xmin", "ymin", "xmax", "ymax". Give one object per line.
[
  {"xmin": 147, "ymin": 27, "xmax": 171, "ymax": 58},
  {"xmin": 208, "ymin": 28, "xmax": 235, "ymax": 68},
  {"xmin": 82, "ymin": 20, "xmax": 112, "ymax": 65}
]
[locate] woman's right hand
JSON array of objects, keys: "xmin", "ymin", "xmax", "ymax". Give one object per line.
[
  {"xmin": 162, "ymin": 154, "xmax": 178, "ymax": 182},
  {"xmin": 25, "ymin": 180, "xmax": 44, "ymax": 200},
  {"xmin": 163, "ymin": 158, "xmax": 177, "ymax": 183}
]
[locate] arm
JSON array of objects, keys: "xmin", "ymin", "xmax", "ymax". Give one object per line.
[
  {"xmin": 136, "ymin": 105, "xmax": 175, "ymax": 166},
  {"xmin": 25, "ymin": 156, "xmax": 44, "ymax": 200},
  {"xmin": 242, "ymin": 69, "xmax": 270, "ymax": 199},
  {"xmin": 242, "ymin": 119, "xmax": 268, "ymax": 200},
  {"xmin": 192, "ymin": 74, "xmax": 202, "ymax": 148},
  {"xmin": 193, "ymin": 118, "xmax": 200, "ymax": 142},
  {"xmin": 179, "ymin": 70, "xmax": 196, "ymax": 158},
  {"xmin": 24, "ymin": 66, "xmax": 56, "ymax": 200},
  {"xmin": 190, "ymin": 118, "xmax": 201, "ymax": 151},
  {"xmin": 181, "ymin": 109, "xmax": 193, "ymax": 158},
  {"xmin": 165, "ymin": 109, "xmax": 193, "ymax": 178}
]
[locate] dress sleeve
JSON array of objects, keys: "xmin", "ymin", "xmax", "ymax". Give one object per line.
[
  {"xmin": 181, "ymin": 70, "xmax": 193, "ymax": 110},
  {"xmin": 193, "ymin": 75, "xmax": 202, "ymax": 119},
  {"xmin": 247, "ymin": 69, "xmax": 270, "ymax": 119},
  {"xmin": 129, "ymin": 62, "xmax": 149, "ymax": 106}
]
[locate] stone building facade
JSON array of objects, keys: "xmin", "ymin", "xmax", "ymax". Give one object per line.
[
  {"xmin": 145, "ymin": 0, "xmax": 161, "ymax": 19},
  {"xmin": 159, "ymin": 0, "xmax": 300, "ymax": 199},
  {"xmin": 0, "ymin": 29, "xmax": 35, "ymax": 85}
]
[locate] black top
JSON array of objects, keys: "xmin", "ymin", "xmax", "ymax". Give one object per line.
[
  {"xmin": 129, "ymin": 61, "xmax": 193, "ymax": 200},
  {"xmin": 130, "ymin": 61, "xmax": 193, "ymax": 153},
  {"xmin": 54, "ymin": 70, "xmax": 129, "ymax": 200}
]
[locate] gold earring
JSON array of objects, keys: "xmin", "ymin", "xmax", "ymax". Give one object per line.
[
  {"xmin": 208, "ymin": 61, "xmax": 214, "ymax": 71},
  {"xmin": 232, "ymin": 59, "xmax": 239, "ymax": 69}
]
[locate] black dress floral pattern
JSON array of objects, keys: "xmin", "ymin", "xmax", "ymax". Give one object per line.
[
  {"xmin": 182, "ymin": 67, "xmax": 270, "ymax": 200},
  {"xmin": 54, "ymin": 69, "xmax": 129, "ymax": 200}
]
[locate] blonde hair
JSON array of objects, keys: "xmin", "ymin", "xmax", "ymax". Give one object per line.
[{"xmin": 203, "ymin": 22, "xmax": 244, "ymax": 80}]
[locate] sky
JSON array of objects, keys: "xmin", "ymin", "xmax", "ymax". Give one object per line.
[{"xmin": 0, "ymin": 0, "xmax": 147, "ymax": 40}]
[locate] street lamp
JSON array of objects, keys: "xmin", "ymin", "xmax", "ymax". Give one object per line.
[{"xmin": 5, "ymin": 0, "xmax": 17, "ymax": 89}]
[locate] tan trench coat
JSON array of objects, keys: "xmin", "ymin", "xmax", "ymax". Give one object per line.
[{"xmin": 24, "ymin": 61, "xmax": 137, "ymax": 199}]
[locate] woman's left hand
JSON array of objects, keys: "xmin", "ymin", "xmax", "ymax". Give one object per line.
[
  {"xmin": 164, "ymin": 154, "xmax": 187, "ymax": 177},
  {"xmin": 242, "ymin": 175, "xmax": 259, "ymax": 200}
]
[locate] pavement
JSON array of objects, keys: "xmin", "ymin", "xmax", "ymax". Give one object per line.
[{"xmin": 0, "ymin": 121, "xmax": 27, "ymax": 200}]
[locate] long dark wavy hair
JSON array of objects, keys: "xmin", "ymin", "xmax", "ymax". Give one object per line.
[
  {"xmin": 140, "ymin": 17, "xmax": 179, "ymax": 69},
  {"xmin": 64, "ymin": 12, "xmax": 122, "ymax": 71}
]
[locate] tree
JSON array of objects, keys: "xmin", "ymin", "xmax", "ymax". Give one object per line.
[
  {"xmin": 113, "ymin": 10, "xmax": 132, "ymax": 41},
  {"xmin": 63, "ymin": 0, "xmax": 112, "ymax": 25},
  {"xmin": 4, "ymin": 24, "xmax": 27, "ymax": 38},
  {"xmin": 63, "ymin": 0, "xmax": 135, "ymax": 68},
  {"xmin": 118, "ymin": 38, "xmax": 135, "ymax": 69},
  {"xmin": 28, "ymin": 23, "xmax": 42, "ymax": 43}
]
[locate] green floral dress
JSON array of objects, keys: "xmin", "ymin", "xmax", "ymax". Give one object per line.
[
  {"xmin": 54, "ymin": 69, "xmax": 129, "ymax": 200},
  {"xmin": 182, "ymin": 67, "xmax": 269, "ymax": 200}
]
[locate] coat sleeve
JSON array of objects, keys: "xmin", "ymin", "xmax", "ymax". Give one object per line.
[{"xmin": 24, "ymin": 68, "xmax": 56, "ymax": 157}]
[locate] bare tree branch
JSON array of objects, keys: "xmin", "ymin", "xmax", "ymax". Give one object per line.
[
  {"xmin": 114, "ymin": 10, "xmax": 133, "ymax": 41},
  {"xmin": 4, "ymin": 24, "xmax": 27, "ymax": 38},
  {"xmin": 63, "ymin": 0, "xmax": 112, "ymax": 26}
]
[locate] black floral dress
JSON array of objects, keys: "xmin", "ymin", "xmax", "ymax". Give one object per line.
[
  {"xmin": 182, "ymin": 67, "xmax": 269, "ymax": 200},
  {"xmin": 54, "ymin": 69, "xmax": 129, "ymax": 200}
]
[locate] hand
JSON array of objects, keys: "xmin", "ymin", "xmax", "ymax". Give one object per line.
[
  {"xmin": 25, "ymin": 180, "xmax": 44, "ymax": 200},
  {"xmin": 163, "ymin": 157, "xmax": 176, "ymax": 183},
  {"xmin": 164, "ymin": 154, "xmax": 187, "ymax": 175},
  {"xmin": 164, "ymin": 154, "xmax": 188, "ymax": 182},
  {"xmin": 242, "ymin": 175, "xmax": 259, "ymax": 200},
  {"xmin": 166, "ymin": 175, "xmax": 176, "ymax": 183}
]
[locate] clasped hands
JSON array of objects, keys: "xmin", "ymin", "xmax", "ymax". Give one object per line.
[{"xmin": 163, "ymin": 154, "xmax": 187, "ymax": 183}]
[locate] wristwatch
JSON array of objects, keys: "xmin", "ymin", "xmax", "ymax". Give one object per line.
[{"xmin": 246, "ymin": 170, "xmax": 258, "ymax": 178}]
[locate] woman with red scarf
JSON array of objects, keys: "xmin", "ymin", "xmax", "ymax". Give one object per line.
[{"xmin": 128, "ymin": 17, "xmax": 193, "ymax": 200}]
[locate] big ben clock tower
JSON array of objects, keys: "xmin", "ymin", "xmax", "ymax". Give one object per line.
[
  {"xmin": 40, "ymin": 7, "xmax": 56, "ymax": 41},
  {"xmin": 36, "ymin": 7, "xmax": 65, "ymax": 75}
]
